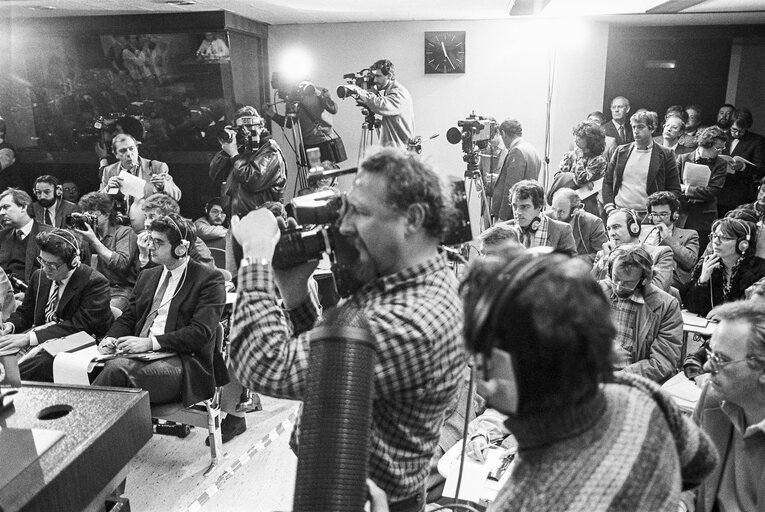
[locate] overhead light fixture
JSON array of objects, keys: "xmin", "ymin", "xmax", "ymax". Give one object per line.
[
  {"xmin": 165, "ymin": 0, "xmax": 196, "ymax": 5},
  {"xmin": 542, "ymin": 0, "xmax": 665, "ymax": 17},
  {"xmin": 29, "ymin": 5, "xmax": 57, "ymax": 10},
  {"xmin": 645, "ymin": 60, "xmax": 677, "ymax": 69}
]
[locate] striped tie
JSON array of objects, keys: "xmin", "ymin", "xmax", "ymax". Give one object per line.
[{"xmin": 45, "ymin": 282, "xmax": 59, "ymax": 323}]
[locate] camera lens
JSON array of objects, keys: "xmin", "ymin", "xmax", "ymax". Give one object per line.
[
  {"xmin": 336, "ymin": 86, "xmax": 355, "ymax": 99},
  {"xmin": 272, "ymin": 229, "xmax": 328, "ymax": 270}
]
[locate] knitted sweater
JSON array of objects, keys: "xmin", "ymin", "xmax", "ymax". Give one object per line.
[{"xmin": 488, "ymin": 374, "xmax": 718, "ymax": 512}]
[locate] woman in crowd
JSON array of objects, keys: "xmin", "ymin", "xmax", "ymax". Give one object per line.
[{"xmin": 552, "ymin": 120, "xmax": 607, "ymax": 216}]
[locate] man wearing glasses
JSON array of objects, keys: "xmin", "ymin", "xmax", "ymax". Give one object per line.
[
  {"xmin": 680, "ymin": 300, "xmax": 765, "ymax": 512},
  {"xmin": 718, "ymin": 109, "xmax": 765, "ymax": 217},
  {"xmin": 0, "ymin": 229, "xmax": 112, "ymax": 382},
  {"xmin": 642, "ymin": 191, "xmax": 699, "ymax": 290}
]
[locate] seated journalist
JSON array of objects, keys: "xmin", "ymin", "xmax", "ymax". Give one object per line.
[
  {"xmin": 0, "ymin": 229, "xmax": 112, "ymax": 381},
  {"xmin": 229, "ymin": 148, "xmax": 467, "ymax": 512},
  {"xmin": 95, "ymin": 214, "xmax": 227, "ymax": 405}
]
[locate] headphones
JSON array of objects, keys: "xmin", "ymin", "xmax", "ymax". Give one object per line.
[
  {"xmin": 527, "ymin": 216, "xmax": 542, "ymax": 232},
  {"xmin": 166, "ymin": 215, "xmax": 190, "ymax": 258},
  {"xmin": 732, "ymin": 218, "xmax": 752, "ymax": 255},
  {"xmin": 606, "ymin": 245, "xmax": 652, "ymax": 289},
  {"xmin": 48, "ymin": 230, "xmax": 81, "ymax": 269},
  {"xmin": 614, "ymin": 208, "xmax": 641, "ymax": 236}
]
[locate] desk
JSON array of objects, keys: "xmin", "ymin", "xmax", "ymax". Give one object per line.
[
  {"xmin": 0, "ymin": 383, "xmax": 151, "ymax": 512},
  {"xmin": 681, "ymin": 312, "xmax": 717, "ymax": 368}
]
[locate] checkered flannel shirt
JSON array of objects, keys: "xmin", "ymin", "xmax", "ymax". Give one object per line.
[
  {"xmin": 230, "ymin": 254, "xmax": 467, "ymax": 502},
  {"xmin": 609, "ymin": 290, "xmax": 644, "ymax": 369}
]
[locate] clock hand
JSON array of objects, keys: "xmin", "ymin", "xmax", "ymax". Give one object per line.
[{"xmin": 441, "ymin": 42, "xmax": 456, "ymax": 70}]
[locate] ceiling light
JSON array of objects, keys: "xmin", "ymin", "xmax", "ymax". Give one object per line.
[{"xmin": 542, "ymin": 0, "xmax": 665, "ymax": 17}]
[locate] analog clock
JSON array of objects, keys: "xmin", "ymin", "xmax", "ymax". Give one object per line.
[{"xmin": 424, "ymin": 31, "xmax": 466, "ymax": 74}]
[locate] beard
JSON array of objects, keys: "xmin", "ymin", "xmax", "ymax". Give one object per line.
[
  {"xmin": 717, "ymin": 118, "xmax": 733, "ymax": 130},
  {"xmin": 38, "ymin": 197, "xmax": 57, "ymax": 208}
]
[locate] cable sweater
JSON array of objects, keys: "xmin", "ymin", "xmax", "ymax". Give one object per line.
[{"xmin": 488, "ymin": 374, "xmax": 718, "ymax": 512}]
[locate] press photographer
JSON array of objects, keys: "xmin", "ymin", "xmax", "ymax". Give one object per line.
[
  {"xmin": 337, "ymin": 59, "xmax": 414, "ymax": 149},
  {"xmin": 265, "ymin": 76, "xmax": 346, "ymax": 164},
  {"xmin": 229, "ymin": 148, "xmax": 466, "ymax": 512}
]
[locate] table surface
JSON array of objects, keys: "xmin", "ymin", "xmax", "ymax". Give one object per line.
[{"xmin": 0, "ymin": 383, "xmax": 151, "ymax": 512}]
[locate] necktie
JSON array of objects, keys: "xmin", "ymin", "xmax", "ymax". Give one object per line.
[
  {"xmin": 16, "ymin": 229, "xmax": 24, "ymax": 241},
  {"xmin": 44, "ymin": 282, "xmax": 59, "ymax": 323},
  {"xmin": 618, "ymin": 125, "xmax": 625, "ymax": 144},
  {"xmin": 44, "ymin": 209, "xmax": 53, "ymax": 226},
  {"xmin": 139, "ymin": 272, "xmax": 173, "ymax": 338}
]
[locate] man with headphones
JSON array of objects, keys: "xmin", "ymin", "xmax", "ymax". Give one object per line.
[
  {"xmin": 550, "ymin": 187, "xmax": 607, "ymax": 264},
  {"xmin": 194, "ymin": 197, "xmax": 227, "ymax": 243},
  {"xmin": 95, "ymin": 214, "xmax": 227, "ymax": 407},
  {"xmin": 598, "ymin": 244, "xmax": 683, "ymax": 382},
  {"xmin": 344, "ymin": 59, "xmax": 414, "ymax": 149},
  {"xmin": 0, "ymin": 229, "xmax": 112, "ymax": 382},
  {"xmin": 592, "ymin": 208, "xmax": 675, "ymax": 292},
  {"xmin": 32, "ymin": 175, "xmax": 79, "ymax": 229}
]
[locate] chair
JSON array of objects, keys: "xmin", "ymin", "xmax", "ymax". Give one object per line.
[
  {"xmin": 207, "ymin": 237, "xmax": 227, "ymax": 269},
  {"xmin": 150, "ymin": 322, "xmax": 227, "ymax": 476}
]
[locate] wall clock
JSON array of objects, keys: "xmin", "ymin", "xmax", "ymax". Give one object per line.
[{"xmin": 424, "ymin": 31, "xmax": 466, "ymax": 74}]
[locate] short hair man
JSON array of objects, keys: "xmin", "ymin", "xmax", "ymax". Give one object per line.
[
  {"xmin": 32, "ymin": 175, "xmax": 79, "ymax": 228},
  {"xmin": 477, "ymin": 223, "xmax": 520, "ymax": 255},
  {"xmin": 501, "ymin": 180, "xmax": 576, "ymax": 256},
  {"xmin": 551, "ymin": 188, "xmax": 607, "ymax": 264},
  {"xmin": 682, "ymin": 300, "xmax": 765, "ymax": 512},
  {"xmin": 654, "ymin": 113, "xmax": 693, "ymax": 156},
  {"xmin": 602, "ymin": 110, "xmax": 682, "ymax": 216},
  {"xmin": 492, "ymin": 120, "xmax": 541, "ymax": 221},
  {"xmin": 458, "ymin": 245, "xmax": 715, "ymax": 511},
  {"xmin": 718, "ymin": 109, "xmax": 765, "ymax": 217},
  {"xmin": 230, "ymin": 148, "xmax": 466, "ymax": 511},
  {"xmin": 603, "ymin": 96, "xmax": 633, "ymax": 145},
  {"xmin": 345, "ymin": 59, "xmax": 414, "ymax": 149},
  {"xmin": 715, "ymin": 103, "xmax": 736, "ymax": 132},
  {"xmin": 592, "ymin": 208, "xmax": 675, "ymax": 292},
  {"xmin": 194, "ymin": 198, "xmax": 227, "ymax": 243},
  {"xmin": 0, "ymin": 188, "xmax": 53, "ymax": 286},
  {"xmin": 599, "ymin": 244, "xmax": 683, "ymax": 382},
  {"xmin": 99, "ymin": 133, "xmax": 181, "ymax": 232},
  {"xmin": 95, "ymin": 214, "xmax": 227, "ymax": 406},
  {"xmin": 61, "ymin": 180, "xmax": 81, "ymax": 204},
  {"xmin": 643, "ymin": 191, "xmax": 699, "ymax": 289},
  {"xmin": 75, "ymin": 192, "xmax": 139, "ymax": 312},
  {"xmin": 0, "ymin": 229, "xmax": 112, "ymax": 382}
]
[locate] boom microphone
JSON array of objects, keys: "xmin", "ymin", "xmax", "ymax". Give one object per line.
[{"xmin": 306, "ymin": 165, "xmax": 358, "ymax": 183}]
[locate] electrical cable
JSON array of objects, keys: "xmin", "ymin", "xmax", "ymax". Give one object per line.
[{"xmin": 452, "ymin": 364, "xmax": 476, "ymax": 506}]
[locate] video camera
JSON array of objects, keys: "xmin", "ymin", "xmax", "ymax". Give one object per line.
[
  {"xmin": 446, "ymin": 113, "xmax": 498, "ymax": 175},
  {"xmin": 336, "ymin": 69, "xmax": 374, "ymax": 100},
  {"xmin": 65, "ymin": 212, "xmax": 98, "ymax": 231},
  {"xmin": 271, "ymin": 72, "xmax": 316, "ymax": 105},
  {"xmin": 72, "ymin": 113, "xmax": 122, "ymax": 150}
]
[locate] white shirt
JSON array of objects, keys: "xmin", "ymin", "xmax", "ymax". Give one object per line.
[
  {"xmin": 17, "ymin": 219, "xmax": 34, "ymax": 240},
  {"xmin": 28, "ymin": 270, "xmax": 74, "ymax": 346},
  {"xmin": 730, "ymin": 138, "xmax": 740, "ymax": 154},
  {"xmin": 43, "ymin": 200, "xmax": 58, "ymax": 226},
  {"xmin": 149, "ymin": 258, "xmax": 189, "ymax": 349},
  {"xmin": 616, "ymin": 144, "xmax": 653, "ymax": 210}
]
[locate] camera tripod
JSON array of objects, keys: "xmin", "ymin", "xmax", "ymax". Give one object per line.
[
  {"xmin": 357, "ymin": 107, "xmax": 381, "ymax": 163},
  {"xmin": 463, "ymin": 153, "xmax": 493, "ymax": 233},
  {"xmin": 283, "ymin": 103, "xmax": 311, "ymax": 191}
]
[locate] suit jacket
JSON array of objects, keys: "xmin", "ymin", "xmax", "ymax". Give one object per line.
[
  {"xmin": 32, "ymin": 199, "xmax": 79, "ymax": 229},
  {"xmin": 640, "ymin": 225, "xmax": 699, "ymax": 288},
  {"xmin": 99, "ymin": 157, "xmax": 181, "ymax": 201},
  {"xmin": 652, "ymin": 136, "xmax": 694, "ymax": 157},
  {"xmin": 108, "ymin": 259, "xmax": 227, "ymax": 406},
  {"xmin": 7, "ymin": 265, "xmax": 112, "ymax": 343},
  {"xmin": 593, "ymin": 242, "xmax": 675, "ymax": 292},
  {"xmin": 690, "ymin": 384, "xmax": 765, "ymax": 512},
  {"xmin": 719, "ymin": 130, "xmax": 765, "ymax": 207},
  {"xmin": 603, "ymin": 120, "xmax": 633, "ymax": 146},
  {"xmin": 602, "ymin": 142, "xmax": 682, "ymax": 211},
  {"xmin": 569, "ymin": 210, "xmax": 608, "ymax": 263},
  {"xmin": 0, "ymin": 221, "xmax": 54, "ymax": 284},
  {"xmin": 677, "ymin": 153, "xmax": 728, "ymax": 233},
  {"xmin": 492, "ymin": 138, "xmax": 541, "ymax": 221},
  {"xmin": 500, "ymin": 215, "xmax": 577, "ymax": 257}
]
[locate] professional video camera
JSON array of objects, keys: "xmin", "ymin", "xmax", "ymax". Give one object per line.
[
  {"xmin": 271, "ymin": 72, "xmax": 316, "ymax": 105},
  {"xmin": 446, "ymin": 113, "xmax": 497, "ymax": 175},
  {"xmin": 65, "ymin": 212, "xmax": 98, "ymax": 231},
  {"xmin": 72, "ymin": 113, "xmax": 122, "ymax": 150},
  {"xmin": 336, "ymin": 69, "xmax": 374, "ymax": 99}
]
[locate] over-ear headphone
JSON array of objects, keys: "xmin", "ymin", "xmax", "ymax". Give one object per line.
[
  {"xmin": 617, "ymin": 208, "xmax": 641, "ymax": 236},
  {"xmin": 732, "ymin": 218, "xmax": 752, "ymax": 255},
  {"xmin": 48, "ymin": 230, "xmax": 81, "ymax": 269},
  {"xmin": 527, "ymin": 216, "xmax": 542, "ymax": 232},
  {"xmin": 606, "ymin": 245, "xmax": 652, "ymax": 289},
  {"xmin": 166, "ymin": 215, "xmax": 190, "ymax": 258}
]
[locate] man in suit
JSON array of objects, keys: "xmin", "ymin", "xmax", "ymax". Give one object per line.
[
  {"xmin": 0, "ymin": 229, "xmax": 112, "ymax": 382},
  {"xmin": 95, "ymin": 214, "xmax": 226, "ymax": 407},
  {"xmin": 642, "ymin": 191, "xmax": 699, "ymax": 290},
  {"xmin": 99, "ymin": 133, "xmax": 181, "ymax": 232},
  {"xmin": 718, "ymin": 109, "xmax": 765, "ymax": 217},
  {"xmin": 0, "ymin": 188, "xmax": 53, "ymax": 287},
  {"xmin": 603, "ymin": 96, "xmax": 634, "ymax": 146},
  {"xmin": 681, "ymin": 300, "xmax": 765, "ymax": 512},
  {"xmin": 492, "ymin": 119, "xmax": 541, "ymax": 222},
  {"xmin": 602, "ymin": 110, "xmax": 682, "ymax": 218},
  {"xmin": 550, "ymin": 187, "xmax": 608, "ymax": 264},
  {"xmin": 32, "ymin": 175, "xmax": 79, "ymax": 228},
  {"xmin": 592, "ymin": 208, "xmax": 675, "ymax": 292},
  {"xmin": 501, "ymin": 180, "xmax": 576, "ymax": 256}
]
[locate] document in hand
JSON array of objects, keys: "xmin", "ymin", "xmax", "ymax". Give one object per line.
[
  {"xmin": 682, "ymin": 162, "xmax": 711, "ymax": 188},
  {"xmin": 719, "ymin": 154, "xmax": 756, "ymax": 174},
  {"xmin": 117, "ymin": 170, "xmax": 147, "ymax": 199}
]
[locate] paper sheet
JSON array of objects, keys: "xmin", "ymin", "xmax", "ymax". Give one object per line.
[
  {"xmin": 440, "ymin": 442, "xmax": 513, "ymax": 503},
  {"xmin": 118, "ymin": 170, "xmax": 147, "ymax": 199},
  {"xmin": 683, "ymin": 162, "xmax": 711, "ymax": 188},
  {"xmin": 719, "ymin": 154, "xmax": 756, "ymax": 174},
  {"xmin": 53, "ymin": 345, "xmax": 100, "ymax": 385},
  {"xmin": 661, "ymin": 372, "xmax": 702, "ymax": 414},
  {"xmin": 576, "ymin": 178, "xmax": 603, "ymax": 200}
]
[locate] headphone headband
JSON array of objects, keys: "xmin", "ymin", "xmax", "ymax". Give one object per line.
[
  {"xmin": 47, "ymin": 231, "xmax": 81, "ymax": 268},
  {"xmin": 165, "ymin": 215, "xmax": 190, "ymax": 258}
]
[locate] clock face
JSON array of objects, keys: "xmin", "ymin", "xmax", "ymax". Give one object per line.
[{"xmin": 424, "ymin": 31, "xmax": 466, "ymax": 74}]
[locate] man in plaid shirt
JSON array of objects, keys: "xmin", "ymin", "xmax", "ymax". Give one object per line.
[{"xmin": 229, "ymin": 148, "xmax": 467, "ymax": 512}]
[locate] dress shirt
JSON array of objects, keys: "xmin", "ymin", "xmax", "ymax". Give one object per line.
[
  {"xmin": 149, "ymin": 258, "xmax": 189, "ymax": 349},
  {"xmin": 17, "ymin": 219, "xmax": 34, "ymax": 240},
  {"xmin": 43, "ymin": 202, "xmax": 57, "ymax": 226},
  {"xmin": 28, "ymin": 271, "xmax": 73, "ymax": 346},
  {"xmin": 729, "ymin": 138, "xmax": 740, "ymax": 154}
]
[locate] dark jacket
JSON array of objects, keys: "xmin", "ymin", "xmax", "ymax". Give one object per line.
[
  {"xmin": 683, "ymin": 256, "xmax": 765, "ymax": 317},
  {"xmin": 602, "ymin": 142, "xmax": 681, "ymax": 211},
  {"xmin": 677, "ymin": 153, "xmax": 728, "ymax": 233},
  {"xmin": 0, "ymin": 221, "xmax": 54, "ymax": 284},
  {"xmin": 107, "ymin": 259, "xmax": 227, "ymax": 406},
  {"xmin": 603, "ymin": 120, "xmax": 633, "ymax": 146},
  {"xmin": 492, "ymin": 138, "xmax": 541, "ymax": 221},
  {"xmin": 32, "ymin": 199, "xmax": 79, "ymax": 229},
  {"xmin": 569, "ymin": 210, "xmax": 608, "ymax": 263},
  {"xmin": 719, "ymin": 130, "xmax": 765, "ymax": 207},
  {"xmin": 8, "ymin": 265, "xmax": 112, "ymax": 343}
]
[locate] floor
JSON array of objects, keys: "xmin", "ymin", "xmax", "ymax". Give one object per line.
[{"xmin": 125, "ymin": 395, "xmax": 300, "ymax": 512}]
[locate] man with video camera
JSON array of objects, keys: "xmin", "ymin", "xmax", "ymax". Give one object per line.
[
  {"xmin": 342, "ymin": 59, "xmax": 414, "ymax": 149},
  {"xmin": 229, "ymin": 148, "xmax": 466, "ymax": 512}
]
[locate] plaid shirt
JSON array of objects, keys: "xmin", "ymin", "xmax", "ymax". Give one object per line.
[
  {"xmin": 230, "ymin": 255, "xmax": 467, "ymax": 503},
  {"xmin": 518, "ymin": 213, "xmax": 550, "ymax": 249},
  {"xmin": 609, "ymin": 288, "xmax": 645, "ymax": 369}
]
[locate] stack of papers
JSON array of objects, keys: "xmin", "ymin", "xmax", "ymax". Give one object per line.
[{"xmin": 661, "ymin": 372, "xmax": 702, "ymax": 414}]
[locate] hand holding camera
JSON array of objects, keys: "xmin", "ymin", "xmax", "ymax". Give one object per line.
[{"xmin": 107, "ymin": 175, "xmax": 123, "ymax": 192}]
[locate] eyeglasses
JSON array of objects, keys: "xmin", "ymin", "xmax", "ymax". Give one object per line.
[
  {"xmin": 649, "ymin": 212, "xmax": 671, "ymax": 219},
  {"xmin": 709, "ymin": 233, "xmax": 735, "ymax": 243},
  {"xmin": 730, "ymin": 127, "xmax": 745, "ymax": 135},
  {"xmin": 706, "ymin": 349, "xmax": 759, "ymax": 374},
  {"xmin": 36, "ymin": 256, "xmax": 66, "ymax": 270}
]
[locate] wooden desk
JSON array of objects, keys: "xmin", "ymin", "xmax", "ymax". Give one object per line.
[{"xmin": 0, "ymin": 383, "xmax": 151, "ymax": 512}]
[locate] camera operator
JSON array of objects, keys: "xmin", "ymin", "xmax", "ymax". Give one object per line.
[
  {"xmin": 229, "ymin": 148, "xmax": 466, "ymax": 512},
  {"xmin": 344, "ymin": 60, "xmax": 414, "ymax": 149},
  {"xmin": 264, "ymin": 82, "xmax": 344, "ymax": 163}
]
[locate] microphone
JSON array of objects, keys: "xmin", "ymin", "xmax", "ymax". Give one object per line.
[
  {"xmin": 440, "ymin": 245, "xmax": 468, "ymax": 264},
  {"xmin": 306, "ymin": 165, "xmax": 358, "ymax": 183},
  {"xmin": 293, "ymin": 304, "xmax": 377, "ymax": 512}
]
